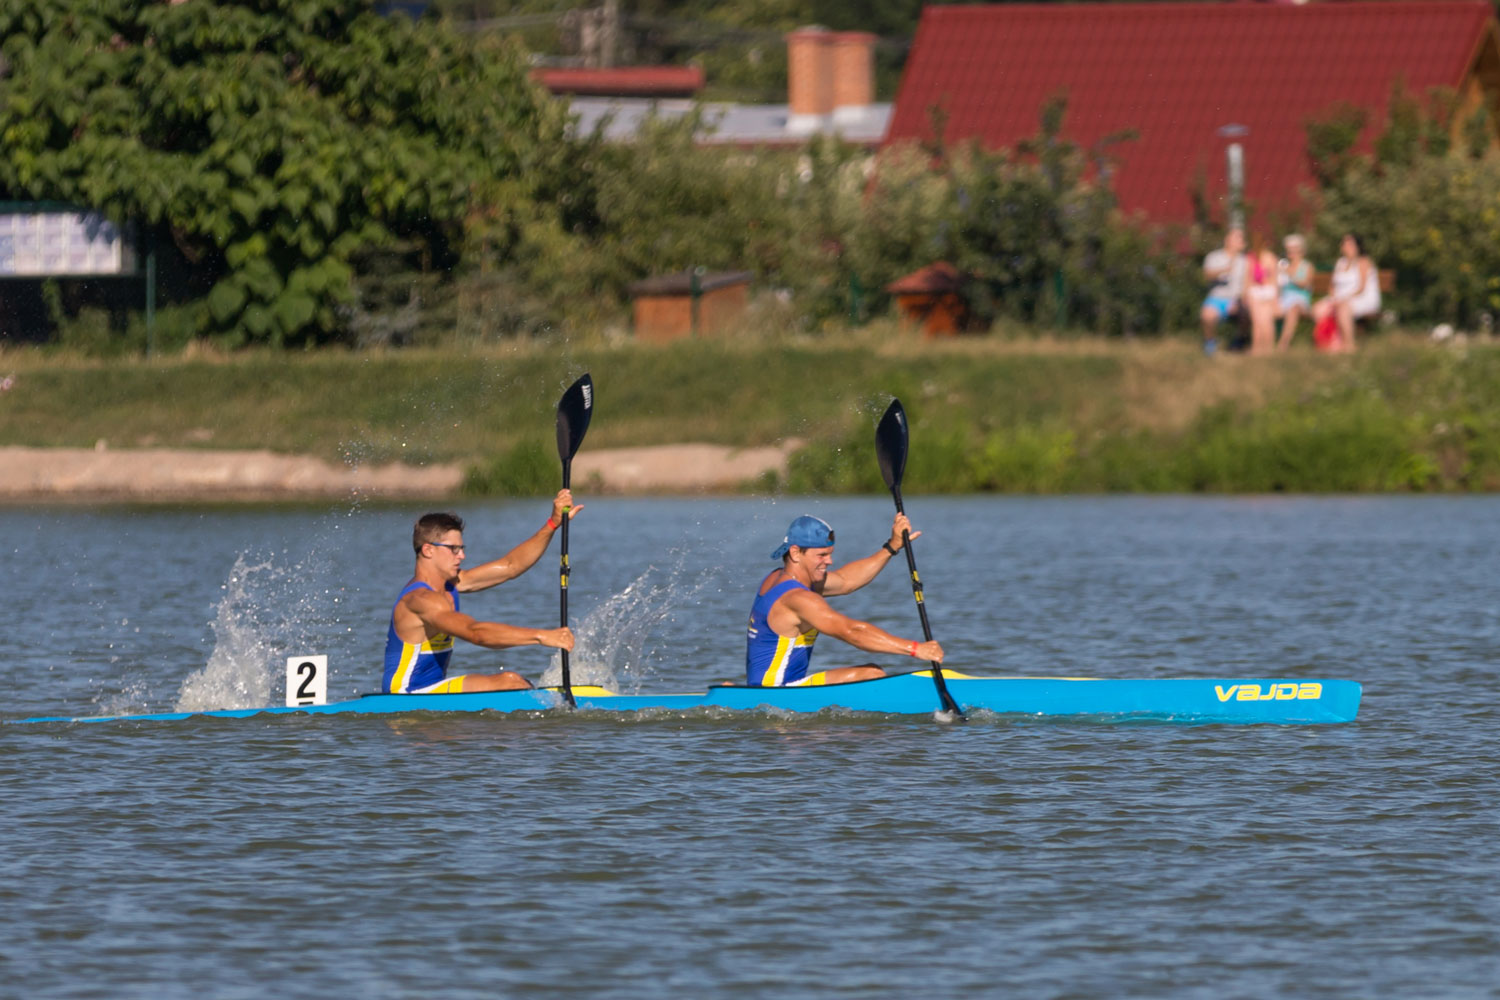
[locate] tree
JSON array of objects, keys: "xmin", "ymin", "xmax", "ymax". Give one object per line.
[
  {"xmin": 1304, "ymin": 102, "xmax": 1369, "ymax": 189},
  {"xmin": 0, "ymin": 0, "xmax": 567, "ymax": 345}
]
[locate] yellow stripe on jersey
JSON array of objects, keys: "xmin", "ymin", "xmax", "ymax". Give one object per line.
[
  {"xmin": 388, "ymin": 632, "xmax": 457, "ymax": 693},
  {"xmin": 390, "ymin": 644, "xmax": 417, "ymax": 694},
  {"xmin": 761, "ymin": 629, "xmax": 818, "ymax": 686}
]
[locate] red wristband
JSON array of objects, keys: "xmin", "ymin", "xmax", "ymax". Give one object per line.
[
  {"xmin": 908, "ymin": 640, "xmax": 919, "ymax": 657},
  {"xmin": 546, "ymin": 516, "xmax": 559, "ymax": 531}
]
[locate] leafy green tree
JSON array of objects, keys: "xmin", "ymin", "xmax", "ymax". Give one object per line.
[
  {"xmin": 0, "ymin": 0, "xmax": 567, "ymax": 345},
  {"xmin": 1304, "ymin": 103, "xmax": 1368, "ymax": 189},
  {"xmin": 1317, "ymin": 153, "xmax": 1500, "ymax": 329},
  {"xmin": 1307, "ymin": 84, "xmax": 1500, "ymax": 329},
  {"xmin": 1374, "ymin": 82, "xmax": 1467, "ymax": 167},
  {"xmin": 489, "ymin": 112, "xmax": 798, "ymax": 327},
  {"xmin": 924, "ymin": 96, "xmax": 1195, "ymax": 335}
]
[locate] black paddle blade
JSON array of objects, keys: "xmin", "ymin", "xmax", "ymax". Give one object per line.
[
  {"xmin": 875, "ymin": 398, "xmax": 908, "ymax": 493},
  {"xmin": 556, "ymin": 373, "xmax": 594, "ymax": 463}
]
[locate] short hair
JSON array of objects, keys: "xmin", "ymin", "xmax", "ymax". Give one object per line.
[
  {"xmin": 413, "ymin": 512, "xmax": 464, "ymax": 554},
  {"xmin": 1283, "ymin": 233, "xmax": 1305, "ymax": 250}
]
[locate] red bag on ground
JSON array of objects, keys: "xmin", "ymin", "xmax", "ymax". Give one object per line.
[{"xmin": 1313, "ymin": 314, "xmax": 1340, "ymax": 352}]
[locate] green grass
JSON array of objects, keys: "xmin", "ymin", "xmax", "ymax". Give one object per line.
[{"xmin": 4, "ymin": 332, "xmax": 1500, "ymax": 493}]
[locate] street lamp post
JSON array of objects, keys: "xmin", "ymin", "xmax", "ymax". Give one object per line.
[{"xmin": 1217, "ymin": 123, "xmax": 1249, "ymax": 231}]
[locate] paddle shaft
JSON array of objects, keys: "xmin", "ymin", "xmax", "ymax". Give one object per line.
[
  {"xmin": 890, "ymin": 485, "xmax": 963, "ymax": 718},
  {"xmin": 558, "ymin": 460, "xmax": 575, "ymax": 708},
  {"xmin": 553, "ymin": 373, "xmax": 592, "ymax": 710}
]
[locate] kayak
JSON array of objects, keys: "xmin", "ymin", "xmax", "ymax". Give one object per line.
[{"xmin": 10, "ymin": 671, "xmax": 1361, "ymax": 725}]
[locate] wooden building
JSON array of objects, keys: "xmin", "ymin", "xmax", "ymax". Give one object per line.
[
  {"xmin": 886, "ymin": 262, "xmax": 970, "ymax": 337},
  {"xmin": 628, "ymin": 270, "xmax": 754, "ymax": 342}
]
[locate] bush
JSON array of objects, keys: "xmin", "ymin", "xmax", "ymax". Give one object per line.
[
  {"xmin": 1315, "ymin": 154, "xmax": 1500, "ymax": 330},
  {"xmin": 463, "ymin": 438, "xmax": 558, "ymax": 497},
  {"xmin": 512, "ymin": 98, "xmax": 1205, "ymax": 337},
  {"xmin": 1305, "ymin": 84, "xmax": 1500, "ymax": 330}
]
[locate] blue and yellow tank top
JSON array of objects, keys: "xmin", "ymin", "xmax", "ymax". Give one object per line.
[
  {"xmin": 383, "ymin": 580, "xmax": 459, "ymax": 694},
  {"xmin": 745, "ymin": 574, "xmax": 819, "ymax": 686}
]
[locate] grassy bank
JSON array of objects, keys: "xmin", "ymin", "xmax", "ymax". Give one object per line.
[{"xmin": 3, "ymin": 333, "xmax": 1499, "ymax": 493}]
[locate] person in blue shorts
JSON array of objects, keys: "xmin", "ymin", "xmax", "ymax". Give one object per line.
[
  {"xmin": 745, "ymin": 514, "xmax": 944, "ymax": 687},
  {"xmin": 1200, "ymin": 227, "xmax": 1246, "ymax": 356},
  {"xmin": 383, "ymin": 493, "xmax": 579, "ymax": 694}
]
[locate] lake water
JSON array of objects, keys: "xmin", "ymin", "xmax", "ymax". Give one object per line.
[{"xmin": 2, "ymin": 495, "xmax": 1498, "ymax": 998}]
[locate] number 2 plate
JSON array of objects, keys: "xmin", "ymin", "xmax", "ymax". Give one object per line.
[{"xmin": 286, "ymin": 655, "xmax": 329, "ymax": 707}]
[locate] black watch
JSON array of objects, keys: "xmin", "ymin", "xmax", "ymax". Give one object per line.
[{"xmin": 882, "ymin": 540, "xmax": 899, "ymax": 556}]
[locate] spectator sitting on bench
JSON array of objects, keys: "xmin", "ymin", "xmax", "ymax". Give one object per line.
[
  {"xmin": 1275, "ymin": 233, "xmax": 1313, "ymax": 351},
  {"xmin": 1245, "ymin": 238, "xmax": 1280, "ymax": 356},
  {"xmin": 1312, "ymin": 232, "xmax": 1381, "ymax": 353},
  {"xmin": 1200, "ymin": 227, "xmax": 1246, "ymax": 356}
]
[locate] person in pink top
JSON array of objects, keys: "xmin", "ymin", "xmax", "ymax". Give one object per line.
[{"xmin": 1243, "ymin": 238, "xmax": 1279, "ymax": 355}]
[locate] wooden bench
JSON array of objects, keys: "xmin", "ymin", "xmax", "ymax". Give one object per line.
[
  {"xmin": 1309, "ymin": 268, "xmax": 1395, "ymax": 296},
  {"xmin": 1228, "ymin": 267, "xmax": 1394, "ymax": 349},
  {"xmin": 1311, "ymin": 268, "xmax": 1394, "ymax": 334}
]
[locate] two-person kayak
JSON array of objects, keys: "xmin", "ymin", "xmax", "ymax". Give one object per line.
[{"xmin": 12, "ymin": 671, "xmax": 1361, "ymax": 725}]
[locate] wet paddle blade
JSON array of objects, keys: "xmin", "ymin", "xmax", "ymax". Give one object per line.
[
  {"xmin": 556, "ymin": 373, "xmax": 594, "ymax": 465},
  {"xmin": 875, "ymin": 398, "xmax": 908, "ymax": 494},
  {"xmin": 875, "ymin": 396, "xmax": 966, "ymax": 721},
  {"xmin": 555, "ymin": 372, "xmax": 591, "ymax": 710}
]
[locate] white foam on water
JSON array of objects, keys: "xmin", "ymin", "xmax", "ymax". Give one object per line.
[
  {"xmin": 173, "ymin": 553, "xmax": 333, "ymax": 712},
  {"xmin": 538, "ymin": 554, "xmax": 716, "ymax": 694},
  {"xmin": 164, "ymin": 491, "xmax": 375, "ymax": 714},
  {"xmin": 95, "ymin": 675, "xmax": 153, "ymax": 719}
]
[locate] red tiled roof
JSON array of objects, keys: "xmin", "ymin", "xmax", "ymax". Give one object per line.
[
  {"xmin": 886, "ymin": 262, "xmax": 965, "ymax": 294},
  {"xmin": 532, "ymin": 66, "xmax": 705, "ymax": 98},
  {"xmin": 886, "ymin": 2, "xmax": 1499, "ymax": 223},
  {"xmin": 627, "ymin": 270, "xmax": 753, "ymax": 295}
]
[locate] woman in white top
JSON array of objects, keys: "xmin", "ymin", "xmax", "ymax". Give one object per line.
[{"xmin": 1312, "ymin": 233, "xmax": 1381, "ymax": 352}]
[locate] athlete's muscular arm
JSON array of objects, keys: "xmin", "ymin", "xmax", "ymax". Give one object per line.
[
  {"xmin": 404, "ymin": 590, "xmax": 574, "ymax": 650},
  {"xmin": 823, "ymin": 513, "xmax": 921, "ymax": 596},
  {"xmin": 777, "ymin": 588, "xmax": 943, "ymax": 663},
  {"xmin": 457, "ymin": 489, "xmax": 584, "ymax": 592}
]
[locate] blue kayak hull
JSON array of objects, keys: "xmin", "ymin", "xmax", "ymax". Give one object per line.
[
  {"xmin": 11, "ymin": 672, "xmax": 1361, "ymax": 725},
  {"xmin": 692, "ymin": 673, "xmax": 1359, "ymax": 723}
]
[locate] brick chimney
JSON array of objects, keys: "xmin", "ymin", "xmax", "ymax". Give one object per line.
[
  {"xmin": 830, "ymin": 32, "xmax": 875, "ymax": 124},
  {"xmin": 786, "ymin": 27, "xmax": 876, "ymax": 136}
]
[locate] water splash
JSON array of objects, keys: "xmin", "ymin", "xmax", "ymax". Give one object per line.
[
  {"xmin": 95, "ymin": 673, "xmax": 153, "ymax": 719},
  {"xmin": 173, "ymin": 553, "xmax": 333, "ymax": 712},
  {"xmin": 538, "ymin": 555, "xmax": 716, "ymax": 694}
]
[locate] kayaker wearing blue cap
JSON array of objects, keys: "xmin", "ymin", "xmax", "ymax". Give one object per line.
[{"xmin": 745, "ymin": 513, "xmax": 945, "ymax": 687}]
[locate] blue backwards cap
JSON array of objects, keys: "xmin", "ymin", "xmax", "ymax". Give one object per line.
[{"xmin": 772, "ymin": 515, "xmax": 835, "ymax": 560}]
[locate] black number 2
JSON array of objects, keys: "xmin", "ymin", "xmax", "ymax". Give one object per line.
[{"xmin": 295, "ymin": 661, "xmax": 318, "ymax": 699}]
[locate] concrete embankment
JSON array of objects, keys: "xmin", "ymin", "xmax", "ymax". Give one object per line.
[{"xmin": 0, "ymin": 441, "xmax": 800, "ymax": 502}]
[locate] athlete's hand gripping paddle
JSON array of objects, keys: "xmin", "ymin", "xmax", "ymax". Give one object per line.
[
  {"xmin": 876, "ymin": 398, "xmax": 965, "ymax": 722},
  {"xmin": 555, "ymin": 373, "xmax": 593, "ymax": 708}
]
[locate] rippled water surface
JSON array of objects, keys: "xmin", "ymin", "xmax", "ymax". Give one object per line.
[{"xmin": 3, "ymin": 496, "xmax": 1498, "ymax": 998}]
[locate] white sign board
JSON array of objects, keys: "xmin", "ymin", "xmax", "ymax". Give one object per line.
[
  {"xmin": 285, "ymin": 655, "xmax": 329, "ymax": 707},
  {"xmin": 0, "ymin": 210, "xmax": 136, "ymax": 276}
]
